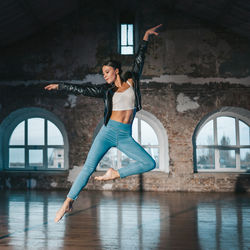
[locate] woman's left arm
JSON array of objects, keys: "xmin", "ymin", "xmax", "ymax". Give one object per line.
[{"xmin": 132, "ymin": 24, "xmax": 162, "ymax": 79}]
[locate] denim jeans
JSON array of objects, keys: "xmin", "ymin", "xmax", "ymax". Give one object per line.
[{"xmin": 67, "ymin": 119, "xmax": 156, "ymax": 200}]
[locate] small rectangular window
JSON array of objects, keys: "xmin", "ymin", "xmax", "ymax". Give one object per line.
[{"xmin": 120, "ymin": 24, "xmax": 134, "ymax": 55}]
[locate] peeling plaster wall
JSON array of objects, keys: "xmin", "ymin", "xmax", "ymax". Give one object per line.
[
  {"xmin": 1, "ymin": 2, "xmax": 250, "ymax": 81},
  {"xmin": 1, "ymin": 1, "xmax": 250, "ymax": 192}
]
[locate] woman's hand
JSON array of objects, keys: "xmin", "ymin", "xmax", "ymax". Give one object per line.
[
  {"xmin": 143, "ymin": 24, "xmax": 162, "ymax": 41},
  {"xmin": 44, "ymin": 84, "xmax": 59, "ymax": 90}
]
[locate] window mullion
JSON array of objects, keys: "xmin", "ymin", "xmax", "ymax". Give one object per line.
[
  {"xmin": 214, "ymin": 118, "xmax": 220, "ymax": 171},
  {"xmin": 126, "ymin": 24, "xmax": 128, "ymax": 46},
  {"xmin": 138, "ymin": 118, "xmax": 141, "ymax": 144},
  {"xmin": 249, "ymin": 126, "xmax": 250, "ymax": 146},
  {"xmin": 44, "ymin": 119, "xmax": 48, "ymax": 169},
  {"xmin": 25, "ymin": 119, "xmax": 29, "ymax": 169},
  {"xmin": 236, "ymin": 118, "xmax": 240, "ymax": 170}
]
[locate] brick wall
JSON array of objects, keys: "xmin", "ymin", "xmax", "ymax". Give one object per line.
[{"xmin": 1, "ymin": 1, "xmax": 250, "ymax": 192}]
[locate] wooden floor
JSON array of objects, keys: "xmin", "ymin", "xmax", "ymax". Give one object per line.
[{"xmin": 0, "ymin": 190, "xmax": 250, "ymax": 250}]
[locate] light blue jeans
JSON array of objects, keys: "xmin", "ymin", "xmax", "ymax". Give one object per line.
[{"xmin": 67, "ymin": 119, "xmax": 156, "ymax": 200}]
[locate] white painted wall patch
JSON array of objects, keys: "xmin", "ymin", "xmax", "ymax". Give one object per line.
[
  {"xmin": 176, "ymin": 93, "xmax": 200, "ymax": 112},
  {"xmin": 102, "ymin": 183, "xmax": 113, "ymax": 190},
  {"xmin": 65, "ymin": 94, "xmax": 77, "ymax": 108},
  {"xmin": 68, "ymin": 165, "xmax": 82, "ymax": 183}
]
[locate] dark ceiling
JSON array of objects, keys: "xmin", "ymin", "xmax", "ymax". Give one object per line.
[
  {"xmin": 0, "ymin": 0, "xmax": 250, "ymax": 48},
  {"xmin": 0, "ymin": 0, "xmax": 78, "ymax": 47},
  {"xmin": 175, "ymin": 0, "xmax": 250, "ymax": 39}
]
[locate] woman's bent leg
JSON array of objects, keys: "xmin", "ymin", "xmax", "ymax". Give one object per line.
[
  {"xmin": 67, "ymin": 128, "xmax": 114, "ymax": 200},
  {"xmin": 117, "ymin": 135, "xmax": 156, "ymax": 178}
]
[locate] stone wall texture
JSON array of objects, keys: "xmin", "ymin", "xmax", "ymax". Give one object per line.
[{"xmin": 1, "ymin": 1, "xmax": 250, "ymax": 192}]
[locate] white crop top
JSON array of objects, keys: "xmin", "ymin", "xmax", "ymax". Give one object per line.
[{"xmin": 112, "ymin": 81, "xmax": 135, "ymax": 111}]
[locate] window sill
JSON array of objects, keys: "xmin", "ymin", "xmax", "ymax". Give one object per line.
[
  {"xmin": 0, "ymin": 170, "xmax": 69, "ymax": 176},
  {"xmin": 195, "ymin": 171, "xmax": 250, "ymax": 175}
]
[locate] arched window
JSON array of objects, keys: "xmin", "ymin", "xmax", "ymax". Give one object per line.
[
  {"xmin": 0, "ymin": 107, "xmax": 69, "ymax": 171},
  {"xmin": 193, "ymin": 107, "xmax": 250, "ymax": 172},
  {"xmin": 94, "ymin": 110, "xmax": 169, "ymax": 172}
]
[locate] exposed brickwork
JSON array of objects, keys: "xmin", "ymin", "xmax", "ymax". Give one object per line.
[{"xmin": 1, "ymin": 82, "xmax": 250, "ymax": 192}]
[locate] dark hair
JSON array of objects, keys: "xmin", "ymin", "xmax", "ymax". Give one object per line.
[
  {"xmin": 102, "ymin": 60, "xmax": 132, "ymax": 81},
  {"xmin": 102, "ymin": 60, "xmax": 123, "ymax": 75}
]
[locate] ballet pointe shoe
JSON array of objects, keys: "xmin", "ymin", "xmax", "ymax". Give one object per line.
[{"xmin": 54, "ymin": 198, "xmax": 74, "ymax": 223}]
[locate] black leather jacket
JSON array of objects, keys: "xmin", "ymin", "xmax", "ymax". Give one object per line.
[{"xmin": 58, "ymin": 40, "xmax": 148, "ymax": 125}]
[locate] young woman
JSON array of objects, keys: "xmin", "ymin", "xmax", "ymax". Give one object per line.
[{"xmin": 45, "ymin": 24, "xmax": 162, "ymax": 222}]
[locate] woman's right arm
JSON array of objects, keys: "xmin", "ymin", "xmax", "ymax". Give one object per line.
[{"xmin": 44, "ymin": 82, "xmax": 107, "ymax": 98}]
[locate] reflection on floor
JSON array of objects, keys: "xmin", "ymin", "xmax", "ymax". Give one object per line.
[{"xmin": 0, "ymin": 190, "xmax": 250, "ymax": 249}]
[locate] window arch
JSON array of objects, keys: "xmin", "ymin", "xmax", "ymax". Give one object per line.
[
  {"xmin": 94, "ymin": 110, "xmax": 169, "ymax": 172},
  {"xmin": 0, "ymin": 107, "xmax": 69, "ymax": 171},
  {"xmin": 193, "ymin": 107, "xmax": 250, "ymax": 172}
]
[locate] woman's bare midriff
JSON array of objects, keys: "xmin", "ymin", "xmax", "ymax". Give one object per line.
[{"xmin": 110, "ymin": 109, "xmax": 135, "ymax": 124}]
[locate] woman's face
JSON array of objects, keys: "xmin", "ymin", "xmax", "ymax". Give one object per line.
[{"xmin": 102, "ymin": 65, "xmax": 119, "ymax": 84}]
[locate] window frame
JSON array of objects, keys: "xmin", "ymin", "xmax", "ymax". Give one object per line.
[
  {"xmin": 0, "ymin": 107, "xmax": 69, "ymax": 172},
  {"xmin": 193, "ymin": 107, "xmax": 250, "ymax": 173},
  {"xmin": 120, "ymin": 23, "xmax": 134, "ymax": 55}
]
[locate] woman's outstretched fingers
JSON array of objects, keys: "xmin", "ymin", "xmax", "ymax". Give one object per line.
[
  {"xmin": 143, "ymin": 24, "xmax": 162, "ymax": 41},
  {"xmin": 44, "ymin": 84, "xmax": 59, "ymax": 90},
  {"xmin": 44, "ymin": 84, "xmax": 52, "ymax": 90},
  {"xmin": 148, "ymin": 24, "xmax": 163, "ymax": 35},
  {"xmin": 154, "ymin": 24, "xmax": 163, "ymax": 29}
]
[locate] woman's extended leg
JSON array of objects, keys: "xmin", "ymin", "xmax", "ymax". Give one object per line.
[
  {"xmin": 95, "ymin": 131, "xmax": 156, "ymax": 181},
  {"xmin": 54, "ymin": 126, "xmax": 115, "ymax": 222},
  {"xmin": 117, "ymin": 135, "xmax": 156, "ymax": 178},
  {"xmin": 95, "ymin": 120, "xmax": 156, "ymax": 181}
]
